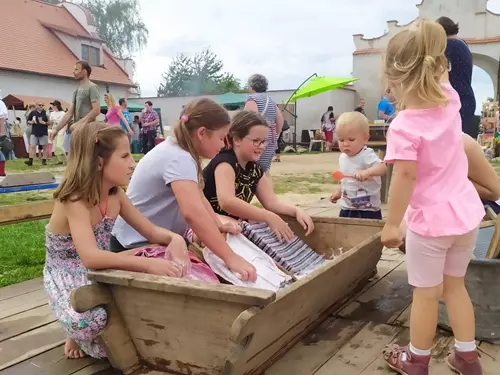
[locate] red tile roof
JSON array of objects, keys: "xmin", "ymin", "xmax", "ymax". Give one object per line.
[{"xmin": 0, "ymin": 0, "xmax": 133, "ymax": 86}]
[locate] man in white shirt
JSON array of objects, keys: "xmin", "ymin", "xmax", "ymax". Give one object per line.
[{"xmin": 0, "ymin": 94, "xmax": 8, "ymax": 176}]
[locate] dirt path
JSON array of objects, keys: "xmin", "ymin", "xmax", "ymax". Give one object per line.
[{"xmin": 269, "ymin": 152, "xmax": 340, "ymax": 176}]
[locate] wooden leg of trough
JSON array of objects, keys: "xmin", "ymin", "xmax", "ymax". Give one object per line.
[{"xmin": 71, "ymin": 284, "xmax": 142, "ymax": 375}]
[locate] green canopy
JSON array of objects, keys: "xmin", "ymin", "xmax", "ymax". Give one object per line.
[
  {"xmin": 288, "ymin": 76, "xmax": 358, "ymax": 103},
  {"xmin": 215, "ymin": 92, "xmax": 247, "ymax": 106}
]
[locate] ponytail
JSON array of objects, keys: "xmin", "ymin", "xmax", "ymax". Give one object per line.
[{"xmin": 174, "ymin": 117, "xmax": 204, "ymax": 188}]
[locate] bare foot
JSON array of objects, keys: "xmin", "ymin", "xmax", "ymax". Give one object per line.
[{"xmin": 64, "ymin": 338, "xmax": 87, "ymax": 359}]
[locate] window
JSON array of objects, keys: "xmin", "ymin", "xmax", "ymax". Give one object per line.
[{"xmin": 81, "ymin": 45, "xmax": 100, "ymax": 66}]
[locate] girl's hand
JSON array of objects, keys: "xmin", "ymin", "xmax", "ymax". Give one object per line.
[
  {"xmin": 264, "ymin": 211, "xmax": 294, "ymax": 241},
  {"xmin": 166, "ymin": 234, "xmax": 191, "ymax": 276},
  {"xmin": 219, "ymin": 221, "xmax": 242, "ymax": 235},
  {"xmin": 381, "ymin": 224, "xmax": 404, "ymax": 248},
  {"xmin": 295, "ymin": 207, "xmax": 314, "ymax": 236},
  {"xmin": 225, "ymin": 254, "xmax": 257, "ymax": 282},
  {"xmin": 145, "ymin": 258, "xmax": 183, "ymax": 277}
]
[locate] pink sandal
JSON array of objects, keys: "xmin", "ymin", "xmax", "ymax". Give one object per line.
[{"xmin": 382, "ymin": 344, "xmax": 430, "ymax": 375}]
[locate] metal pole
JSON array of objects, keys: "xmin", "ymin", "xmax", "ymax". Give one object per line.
[{"xmin": 282, "ymin": 73, "xmax": 318, "ymax": 150}]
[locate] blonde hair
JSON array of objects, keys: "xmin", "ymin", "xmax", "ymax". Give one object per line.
[
  {"xmin": 104, "ymin": 93, "xmax": 116, "ymax": 108},
  {"xmin": 173, "ymin": 98, "xmax": 230, "ymax": 187},
  {"xmin": 384, "ymin": 19, "xmax": 448, "ymax": 108},
  {"xmin": 336, "ymin": 111, "xmax": 369, "ymax": 134},
  {"xmin": 54, "ymin": 122, "xmax": 127, "ymax": 206}
]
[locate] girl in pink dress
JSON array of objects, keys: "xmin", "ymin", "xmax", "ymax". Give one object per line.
[
  {"xmin": 380, "ymin": 20, "xmax": 484, "ymax": 375},
  {"xmin": 104, "ymin": 94, "xmax": 132, "ymax": 136},
  {"xmin": 44, "ymin": 122, "xmax": 190, "ymax": 360}
]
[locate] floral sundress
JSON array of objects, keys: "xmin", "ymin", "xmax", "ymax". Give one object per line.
[{"xmin": 43, "ymin": 211, "xmax": 114, "ymax": 358}]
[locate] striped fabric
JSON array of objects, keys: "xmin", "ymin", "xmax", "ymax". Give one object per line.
[
  {"xmin": 241, "ymin": 221, "xmax": 326, "ymax": 279},
  {"xmin": 247, "ymin": 93, "xmax": 278, "ymax": 172}
]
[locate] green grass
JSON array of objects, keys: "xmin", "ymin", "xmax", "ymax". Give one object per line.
[
  {"xmin": 0, "ymin": 190, "xmax": 55, "ymax": 206},
  {"xmin": 0, "ymin": 220, "xmax": 47, "ymax": 287},
  {"xmin": 273, "ymin": 173, "xmax": 337, "ymax": 195}
]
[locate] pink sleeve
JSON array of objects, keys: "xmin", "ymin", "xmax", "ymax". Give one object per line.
[{"xmin": 384, "ymin": 126, "xmax": 419, "ymax": 163}]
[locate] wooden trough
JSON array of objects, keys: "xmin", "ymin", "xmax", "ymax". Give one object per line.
[{"xmin": 71, "ymin": 216, "xmax": 384, "ymax": 375}]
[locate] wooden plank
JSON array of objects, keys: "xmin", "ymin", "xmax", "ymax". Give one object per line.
[
  {"xmin": 380, "ymin": 247, "xmax": 404, "ymax": 262},
  {"xmin": 71, "ymin": 361, "xmax": 114, "ymax": 375},
  {"xmin": 88, "ymin": 269, "xmax": 276, "ymax": 307},
  {"xmin": 0, "ymin": 345, "xmax": 96, "ymax": 375},
  {"xmin": 303, "ymin": 207, "xmax": 334, "ymax": 216},
  {"xmin": 0, "ymin": 304, "xmax": 56, "ymax": 342},
  {"xmin": 313, "ymin": 323, "xmax": 403, "ymax": 375},
  {"xmin": 478, "ymin": 341, "xmax": 500, "ymax": 360},
  {"xmin": 0, "ymin": 201, "xmax": 53, "ymax": 226},
  {"xmin": 0, "ymin": 278, "xmax": 43, "ymax": 302},
  {"xmin": 395, "ymin": 303, "xmax": 411, "ymax": 328},
  {"xmin": 0, "ymin": 321, "xmax": 65, "ymax": 371},
  {"xmin": 0, "ymin": 289, "xmax": 48, "ymax": 319},
  {"xmin": 0, "ymin": 172, "xmax": 55, "ymax": 187},
  {"xmin": 266, "ymin": 317, "xmax": 367, "ymax": 375},
  {"xmin": 336, "ymin": 262, "xmax": 412, "ymax": 324}
]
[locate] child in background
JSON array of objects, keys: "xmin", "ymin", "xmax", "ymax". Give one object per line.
[
  {"xmin": 380, "ymin": 20, "xmax": 484, "ymax": 375},
  {"xmin": 44, "ymin": 122, "xmax": 189, "ymax": 360},
  {"xmin": 330, "ymin": 111, "xmax": 387, "ymax": 219},
  {"xmin": 112, "ymin": 98, "xmax": 257, "ymax": 282},
  {"xmin": 130, "ymin": 115, "xmax": 141, "ymax": 154}
]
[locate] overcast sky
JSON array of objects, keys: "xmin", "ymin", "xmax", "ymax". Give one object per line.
[{"xmin": 133, "ymin": 0, "xmax": 500, "ymax": 112}]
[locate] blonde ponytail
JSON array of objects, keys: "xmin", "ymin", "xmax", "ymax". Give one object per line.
[{"xmin": 385, "ymin": 19, "xmax": 448, "ymax": 108}]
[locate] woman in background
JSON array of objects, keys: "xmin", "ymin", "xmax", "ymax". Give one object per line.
[
  {"xmin": 244, "ymin": 74, "xmax": 284, "ymax": 173},
  {"xmin": 437, "ymin": 16, "xmax": 477, "ymax": 138}
]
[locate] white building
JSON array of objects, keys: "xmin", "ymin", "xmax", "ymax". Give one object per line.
[
  {"xmin": 353, "ymin": 0, "xmax": 500, "ymax": 119},
  {"xmin": 0, "ymin": 0, "xmax": 136, "ymax": 122},
  {"xmin": 129, "ymin": 87, "xmax": 357, "ymax": 143}
]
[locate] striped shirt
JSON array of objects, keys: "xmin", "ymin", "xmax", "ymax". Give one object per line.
[{"xmin": 246, "ymin": 93, "xmax": 278, "ymax": 172}]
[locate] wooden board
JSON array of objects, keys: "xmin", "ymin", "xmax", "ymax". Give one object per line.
[
  {"xmin": 0, "ymin": 346, "xmax": 97, "ymax": 375},
  {"xmin": 0, "ymin": 289, "xmax": 48, "ymax": 319},
  {"xmin": 0, "ymin": 321, "xmax": 65, "ymax": 371},
  {"xmin": 0, "ymin": 172, "xmax": 55, "ymax": 187},
  {"xmin": 336, "ymin": 262, "xmax": 412, "ymax": 324},
  {"xmin": 0, "ymin": 201, "xmax": 53, "ymax": 226},
  {"xmin": 0, "ymin": 277, "xmax": 43, "ymax": 302},
  {"xmin": 0, "ymin": 304, "xmax": 56, "ymax": 342}
]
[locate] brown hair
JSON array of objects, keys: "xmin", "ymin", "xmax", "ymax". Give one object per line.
[
  {"xmin": 54, "ymin": 122, "xmax": 127, "ymax": 206},
  {"xmin": 76, "ymin": 60, "xmax": 92, "ymax": 77},
  {"xmin": 384, "ymin": 20, "xmax": 448, "ymax": 109},
  {"xmin": 174, "ymin": 98, "xmax": 230, "ymax": 185},
  {"xmin": 224, "ymin": 110, "xmax": 268, "ymax": 149}
]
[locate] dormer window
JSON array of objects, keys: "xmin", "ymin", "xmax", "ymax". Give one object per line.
[{"xmin": 82, "ymin": 44, "xmax": 100, "ymax": 66}]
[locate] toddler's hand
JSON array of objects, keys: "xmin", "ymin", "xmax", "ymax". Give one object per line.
[
  {"xmin": 329, "ymin": 189, "xmax": 341, "ymax": 203},
  {"xmin": 354, "ymin": 169, "xmax": 371, "ymax": 181}
]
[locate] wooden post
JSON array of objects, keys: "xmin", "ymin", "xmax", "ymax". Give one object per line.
[{"xmin": 71, "ymin": 284, "xmax": 142, "ymax": 375}]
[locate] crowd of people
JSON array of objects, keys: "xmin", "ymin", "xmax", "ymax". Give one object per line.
[{"xmin": 0, "ymin": 14, "xmax": 497, "ymax": 375}]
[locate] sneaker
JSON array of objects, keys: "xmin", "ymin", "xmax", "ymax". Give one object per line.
[
  {"xmin": 383, "ymin": 344, "xmax": 430, "ymax": 375},
  {"xmin": 448, "ymin": 348, "xmax": 483, "ymax": 375}
]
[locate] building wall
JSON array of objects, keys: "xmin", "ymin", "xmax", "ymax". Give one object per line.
[
  {"xmin": 0, "ymin": 70, "xmax": 130, "ymax": 125},
  {"xmin": 352, "ymin": 0, "xmax": 500, "ymax": 118},
  {"xmin": 128, "ymin": 88, "xmax": 357, "ymax": 141}
]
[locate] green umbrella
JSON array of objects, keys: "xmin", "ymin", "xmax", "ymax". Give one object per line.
[
  {"xmin": 288, "ymin": 76, "xmax": 358, "ymax": 103},
  {"xmin": 215, "ymin": 92, "xmax": 247, "ymax": 106}
]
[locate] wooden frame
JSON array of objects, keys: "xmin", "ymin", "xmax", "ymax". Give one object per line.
[{"xmin": 70, "ymin": 216, "xmax": 385, "ymax": 375}]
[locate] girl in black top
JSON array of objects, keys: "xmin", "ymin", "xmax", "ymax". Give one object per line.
[{"xmin": 203, "ymin": 111, "xmax": 314, "ymax": 241}]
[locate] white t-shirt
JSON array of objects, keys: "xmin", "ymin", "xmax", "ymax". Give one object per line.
[
  {"xmin": 338, "ymin": 147, "xmax": 382, "ymax": 211},
  {"xmin": 112, "ymin": 137, "xmax": 198, "ymax": 248},
  {"xmin": 0, "ymin": 100, "xmax": 7, "ymax": 136}
]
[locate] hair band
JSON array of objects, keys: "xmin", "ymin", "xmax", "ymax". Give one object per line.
[{"xmin": 181, "ymin": 115, "xmax": 189, "ymax": 122}]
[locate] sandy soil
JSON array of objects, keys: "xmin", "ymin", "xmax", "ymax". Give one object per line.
[{"xmin": 269, "ymin": 152, "xmax": 341, "ymax": 176}]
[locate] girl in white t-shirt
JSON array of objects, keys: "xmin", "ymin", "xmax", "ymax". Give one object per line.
[{"xmin": 48, "ymin": 101, "xmax": 67, "ymax": 165}]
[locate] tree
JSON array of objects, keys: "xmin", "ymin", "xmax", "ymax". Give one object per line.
[
  {"xmin": 42, "ymin": 0, "xmax": 148, "ymax": 58},
  {"xmin": 157, "ymin": 48, "xmax": 243, "ymax": 97}
]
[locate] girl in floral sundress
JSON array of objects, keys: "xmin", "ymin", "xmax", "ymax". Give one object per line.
[{"xmin": 44, "ymin": 122, "xmax": 190, "ymax": 360}]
